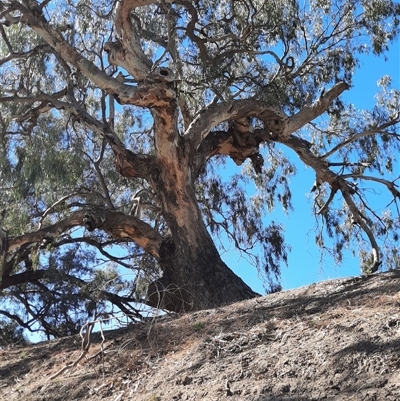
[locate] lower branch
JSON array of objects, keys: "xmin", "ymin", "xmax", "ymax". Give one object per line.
[
  {"xmin": 283, "ymin": 135, "xmax": 382, "ymax": 272},
  {"xmin": 6, "ymin": 208, "xmax": 163, "ymax": 262},
  {"xmin": 341, "ymin": 191, "xmax": 381, "ymax": 273},
  {"xmin": 341, "ymin": 174, "xmax": 400, "ymax": 199}
]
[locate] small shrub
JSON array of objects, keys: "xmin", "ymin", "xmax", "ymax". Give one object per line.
[{"xmin": 193, "ymin": 322, "xmax": 204, "ymax": 332}]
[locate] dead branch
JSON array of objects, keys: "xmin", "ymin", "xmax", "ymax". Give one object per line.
[{"xmin": 46, "ymin": 320, "xmax": 95, "ymax": 381}]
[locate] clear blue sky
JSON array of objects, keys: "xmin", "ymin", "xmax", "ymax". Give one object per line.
[{"xmin": 223, "ymin": 43, "xmax": 400, "ymax": 295}]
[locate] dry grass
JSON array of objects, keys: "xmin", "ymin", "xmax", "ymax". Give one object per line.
[{"xmin": 1, "ymin": 270, "xmax": 400, "ymax": 400}]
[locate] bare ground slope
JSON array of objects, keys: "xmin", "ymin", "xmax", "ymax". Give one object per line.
[{"xmin": 1, "ymin": 270, "xmax": 400, "ymax": 401}]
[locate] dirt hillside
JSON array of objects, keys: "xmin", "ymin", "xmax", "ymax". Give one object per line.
[{"xmin": 1, "ymin": 270, "xmax": 400, "ymax": 401}]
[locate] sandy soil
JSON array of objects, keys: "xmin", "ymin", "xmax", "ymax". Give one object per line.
[{"xmin": 1, "ymin": 270, "xmax": 400, "ymax": 401}]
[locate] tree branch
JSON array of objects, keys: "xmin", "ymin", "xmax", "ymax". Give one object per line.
[
  {"xmin": 287, "ymin": 82, "xmax": 349, "ymax": 134},
  {"xmin": 56, "ymin": 236, "xmax": 134, "ymax": 270},
  {"xmin": 1, "ymin": 270, "xmax": 143, "ymax": 337},
  {"xmin": 195, "ymin": 128, "xmax": 261, "ymax": 174},
  {"xmin": 113, "ymin": 0, "xmax": 153, "ymax": 79},
  {"xmin": 317, "ymin": 188, "xmax": 338, "ymax": 215},
  {"xmin": 341, "ymin": 191, "xmax": 381, "ymax": 272},
  {"xmin": 1, "ymin": 270, "xmax": 47, "ymax": 290},
  {"xmin": 283, "ymin": 134, "xmax": 381, "ymax": 272},
  {"xmin": 0, "ymin": 309, "xmax": 37, "ymax": 334},
  {"xmin": 12, "ymin": 291, "xmax": 60, "ymax": 338},
  {"xmin": 321, "ymin": 118, "xmax": 400, "ymax": 159},
  {"xmin": 186, "ymin": 82, "xmax": 348, "ymax": 164},
  {"xmin": 6, "ymin": 211, "xmax": 83, "ymax": 254},
  {"xmin": 88, "ymin": 138, "xmax": 115, "ymax": 209},
  {"xmin": 6, "ymin": 208, "xmax": 164, "ymax": 261},
  {"xmin": 0, "ymin": 89, "xmax": 157, "ymax": 179},
  {"xmin": 0, "ymin": 89, "xmax": 67, "ymax": 107},
  {"xmin": 47, "ymin": 98, "xmax": 157, "ymax": 179},
  {"xmin": 13, "ymin": 1, "xmax": 173, "ymax": 107},
  {"xmin": 37, "ymin": 190, "xmax": 108, "ymax": 229},
  {"xmin": 341, "ymin": 174, "xmax": 400, "ymax": 199},
  {"xmin": 174, "ymin": 0, "xmax": 209, "ymax": 62},
  {"xmin": 185, "ymin": 99, "xmax": 288, "ymax": 150}
]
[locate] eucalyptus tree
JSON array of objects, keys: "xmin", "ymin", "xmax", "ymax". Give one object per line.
[{"xmin": 0, "ymin": 0, "xmax": 399, "ymax": 337}]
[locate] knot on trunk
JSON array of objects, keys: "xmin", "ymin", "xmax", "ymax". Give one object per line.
[
  {"xmin": 114, "ymin": 151, "xmax": 138, "ymax": 177},
  {"xmin": 39, "ymin": 236, "xmax": 53, "ymax": 250},
  {"xmin": 260, "ymin": 108, "xmax": 289, "ymax": 141},
  {"xmin": 151, "ymin": 67, "xmax": 175, "ymax": 83},
  {"xmin": 83, "ymin": 213, "xmax": 96, "ymax": 232},
  {"xmin": 104, "ymin": 41, "xmax": 124, "ymax": 66},
  {"xmin": 159, "ymin": 237, "xmax": 176, "ymax": 261},
  {"xmin": 82, "ymin": 212, "xmax": 105, "ymax": 232},
  {"xmin": 228, "ymin": 118, "xmax": 260, "ymax": 168}
]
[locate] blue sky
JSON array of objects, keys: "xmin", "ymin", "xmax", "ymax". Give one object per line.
[{"xmin": 223, "ymin": 43, "xmax": 400, "ymax": 295}]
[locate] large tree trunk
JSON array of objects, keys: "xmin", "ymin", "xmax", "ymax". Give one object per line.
[
  {"xmin": 147, "ymin": 170, "xmax": 259, "ymax": 312},
  {"xmin": 147, "ymin": 225, "xmax": 259, "ymax": 312}
]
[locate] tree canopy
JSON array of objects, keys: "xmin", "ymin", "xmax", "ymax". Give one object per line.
[{"xmin": 0, "ymin": 0, "xmax": 399, "ymax": 340}]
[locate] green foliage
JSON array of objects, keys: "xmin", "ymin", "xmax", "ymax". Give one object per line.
[{"xmin": 193, "ymin": 322, "xmax": 204, "ymax": 332}]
